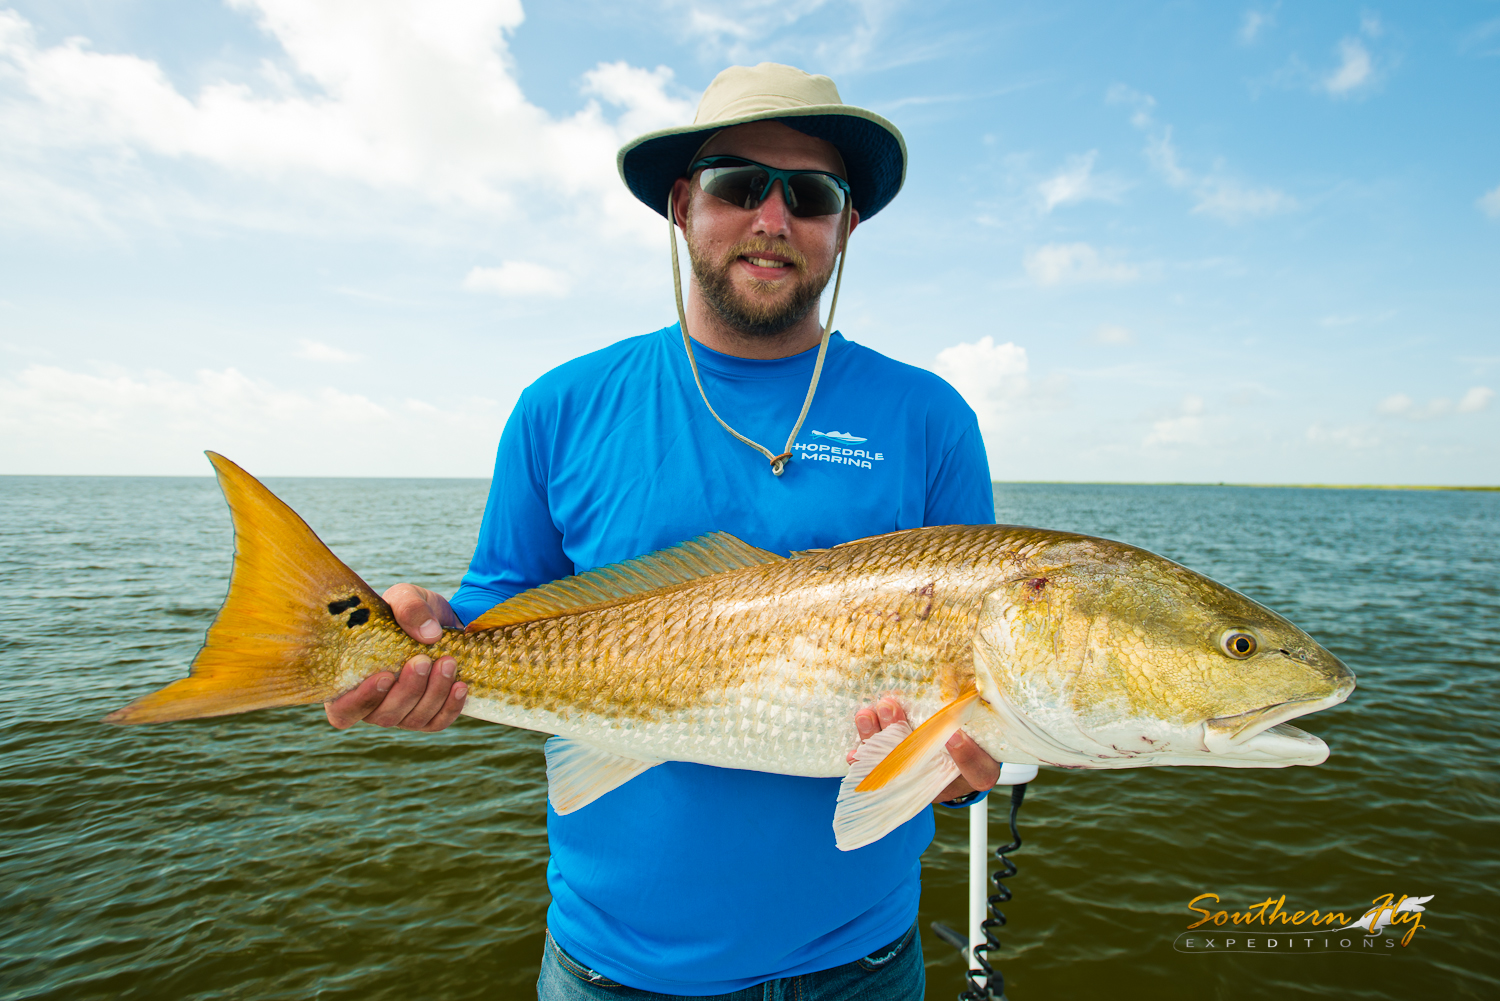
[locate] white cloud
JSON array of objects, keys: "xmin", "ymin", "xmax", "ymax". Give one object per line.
[
  {"xmin": 1458, "ymin": 386, "xmax": 1494, "ymax": 413},
  {"xmin": 1093, "ymin": 324, "xmax": 1134, "ymax": 345},
  {"xmin": 1306, "ymin": 423, "xmax": 1380, "ymax": 449},
  {"xmin": 1325, "ymin": 38, "xmax": 1374, "ymax": 95},
  {"xmin": 1145, "ymin": 395, "xmax": 1206, "ymax": 446},
  {"xmin": 1479, "ymin": 185, "xmax": 1500, "ymax": 219},
  {"xmin": 1377, "ymin": 392, "xmax": 1449, "ymax": 419},
  {"xmin": 1377, "ymin": 387, "xmax": 1492, "ymax": 419},
  {"xmin": 674, "ymin": 0, "xmax": 829, "ymax": 51},
  {"xmin": 664, "ymin": 0, "xmax": 902, "ymax": 75},
  {"xmin": 1024, "ymin": 243, "xmax": 1139, "ymax": 286},
  {"xmin": 931, "ymin": 336, "xmax": 1030, "ymax": 427},
  {"xmin": 296, "ymin": 339, "xmax": 361, "ymax": 363},
  {"xmin": 1192, "ymin": 178, "xmax": 1296, "ymax": 221},
  {"xmin": 463, "ymin": 261, "xmax": 571, "ymax": 297},
  {"xmin": 0, "ymin": 3, "xmax": 694, "ymax": 239},
  {"xmin": 1240, "ymin": 9, "xmax": 1274, "ymax": 44},
  {"xmin": 1459, "ymin": 17, "xmax": 1500, "ymax": 57},
  {"xmin": 1145, "ymin": 128, "xmax": 1192, "ymax": 188},
  {"xmin": 1036, "ymin": 151, "xmax": 1119, "ymax": 212},
  {"xmin": 0, "ymin": 362, "xmax": 506, "ymax": 475},
  {"xmin": 581, "ymin": 61, "xmax": 691, "ymax": 141},
  {"xmin": 1106, "ymin": 83, "xmax": 1156, "ymax": 129},
  {"xmin": 1459, "ymin": 355, "xmax": 1500, "ymax": 376},
  {"xmin": 1376, "ymin": 392, "xmax": 1418, "ymax": 416},
  {"xmin": 1128, "ymin": 105, "xmax": 1293, "ymax": 220}
]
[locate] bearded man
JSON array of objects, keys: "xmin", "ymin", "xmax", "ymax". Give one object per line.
[{"xmin": 326, "ymin": 63, "xmax": 1002, "ymax": 999}]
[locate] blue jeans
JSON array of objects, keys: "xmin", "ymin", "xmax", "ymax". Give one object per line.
[{"xmin": 536, "ymin": 924, "xmax": 925, "ymax": 1001}]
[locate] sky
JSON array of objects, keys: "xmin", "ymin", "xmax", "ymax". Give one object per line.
[{"xmin": 0, "ymin": 0, "xmax": 1496, "ymax": 483}]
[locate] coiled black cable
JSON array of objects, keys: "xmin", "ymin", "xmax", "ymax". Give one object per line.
[{"xmin": 959, "ymin": 782, "xmax": 1027, "ymax": 1001}]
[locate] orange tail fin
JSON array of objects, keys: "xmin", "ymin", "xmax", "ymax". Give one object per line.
[{"xmin": 103, "ymin": 452, "xmax": 380, "ymax": 725}]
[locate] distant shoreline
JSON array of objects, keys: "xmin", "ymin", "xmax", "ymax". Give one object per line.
[
  {"xmin": 1, "ymin": 475, "xmax": 1496, "ymax": 491},
  {"xmin": 992, "ymin": 482, "xmax": 1500, "ymax": 492}
]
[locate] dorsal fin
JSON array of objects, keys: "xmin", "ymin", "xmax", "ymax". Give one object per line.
[
  {"xmin": 794, "ymin": 528, "xmax": 921, "ymax": 560},
  {"xmin": 465, "ymin": 531, "xmax": 782, "ymax": 632}
]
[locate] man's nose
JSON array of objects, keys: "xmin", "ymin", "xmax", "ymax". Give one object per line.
[{"xmin": 749, "ymin": 180, "xmax": 793, "ymax": 237}]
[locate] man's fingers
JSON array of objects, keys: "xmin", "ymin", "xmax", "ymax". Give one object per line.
[
  {"xmin": 845, "ymin": 700, "xmax": 997, "ymax": 801},
  {"xmin": 854, "ymin": 696, "xmax": 907, "ymax": 738},
  {"xmin": 855, "ymin": 695, "xmax": 907, "ymax": 744},
  {"xmin": 415, "ymin": 675, "xmax": 468, "ymax": 733},
  {"xmin": 325, "ymin": 672, "xmax": 395, "ymax": 729},
  {"xmin": 847, "ymin": 698, "xmax": 910, "ymax": 763},
  {"xmin": 395, "ymin": 656, "xmax": 460, "ymax": 730},
  {"xmin": 385, "ymin": 583, "xmax": 444, "ymax": 644},
  {"xmin": 847, "ymin": 707, "xmax": 878, "ymax": 763},
  {"xmin": 946, "ymin": 730, "xmax": 1000, "ymax": 791},
  {"xmin": 935, "ymin": 777, "xmax": 974, "ymax": 803},
  {"xmin": 322, "ymin": 581, "xmax": 461, "ymax": 732},
  {"xmin": 363, "ymin": 658, "xmax": 432, "ymax": 727},
  {"xmin": 325, "ymin": 657, "xmax": 468, "ymax": 732}
]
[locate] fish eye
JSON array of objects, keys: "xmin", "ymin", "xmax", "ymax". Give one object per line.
[{"xmin": 1221, "ymin": 630, "xmax": 1258, "ymax": 659}]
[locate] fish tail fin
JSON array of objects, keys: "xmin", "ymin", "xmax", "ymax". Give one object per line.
[{"xmin": 103, "ymin": 452, "xmax": 381, "ymax": 725}]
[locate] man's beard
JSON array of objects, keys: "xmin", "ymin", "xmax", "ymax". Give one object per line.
[{"xmin": 687, "ymin": 232, "xmax": 836, "ymax": 339}]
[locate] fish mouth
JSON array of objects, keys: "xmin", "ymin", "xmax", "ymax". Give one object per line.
[{"xmin": 1203, "ymin": 677, "xmax": 1355, "ymax": 763}]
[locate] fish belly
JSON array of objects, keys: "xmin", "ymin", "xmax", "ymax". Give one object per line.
[{"xmin": 458, "ymin": 672, "xmax": 951, "ymax": 778}]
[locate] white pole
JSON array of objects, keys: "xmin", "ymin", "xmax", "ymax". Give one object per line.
[
  {"xmin": 968, "ymin": 796, "xmax": 987, "ymax": 987},
  {"xmin": 968, "ymin": 764, "xmax": 1037, "ymax": 992}
]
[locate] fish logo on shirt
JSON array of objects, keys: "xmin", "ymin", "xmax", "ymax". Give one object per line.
[{"xmin": 811, "ymin": 430, "xmax": 868, "ymax": 443}]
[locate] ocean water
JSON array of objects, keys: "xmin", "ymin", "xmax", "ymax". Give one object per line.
[{"xmin": 1, "ymin": 476, "xmax": 1495, "ymax": 1000}]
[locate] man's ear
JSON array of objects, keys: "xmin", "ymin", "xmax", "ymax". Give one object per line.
[
  {"xmin": 670, "ymin": 178, "xmax": 693, "ymax": 229},
  {"xmin": 840, "ymin": 207, "xmax": 861, "ymax": 251}
]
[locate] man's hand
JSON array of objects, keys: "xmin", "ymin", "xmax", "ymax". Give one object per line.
[
  {"xmin": 324, "ymin": 583, "xmax": 468, "ymax": 731},
  {"xmin": 848, "ymin": 696, "xmax": 1000, "ymax": 803}
]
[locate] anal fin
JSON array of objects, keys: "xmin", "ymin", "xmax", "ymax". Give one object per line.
[
  {"xmin": 834, "ymin": 721, "xmax": 960, "ymax": 851},
  {"xmin": 544, "ymin": 737, "xmax": 662, "ymax": 815}
]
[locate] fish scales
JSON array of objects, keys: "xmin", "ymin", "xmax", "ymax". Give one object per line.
[{"xmin": 397, "ymin": 528, "xmax": 1003, "ymax": 774}]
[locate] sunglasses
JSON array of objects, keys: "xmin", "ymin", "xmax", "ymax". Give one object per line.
[{"xmin": 689, "ymin": 156, "xmax": 851, "ymax": 218}]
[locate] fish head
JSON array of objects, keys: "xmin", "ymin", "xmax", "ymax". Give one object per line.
[{"xmin": 970, "ymin": 535, "xmax": 1355, "ymax": 769}]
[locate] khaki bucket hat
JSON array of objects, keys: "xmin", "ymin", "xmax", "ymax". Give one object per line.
[{"xmin": 617, "ymin": 62, "xmax": 908, "ymax": 221}]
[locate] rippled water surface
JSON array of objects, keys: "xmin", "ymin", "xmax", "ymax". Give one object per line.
[{"xmin": 2, "ymin": 477, "xmax": 1495, "ymax": 999}]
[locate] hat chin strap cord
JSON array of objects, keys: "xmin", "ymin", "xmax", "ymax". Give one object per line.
[{"xmin": 668, "ymin": 192, "xmax": 852, "ymax": 477}]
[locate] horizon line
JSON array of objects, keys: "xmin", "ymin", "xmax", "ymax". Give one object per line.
[{"xmin": 1, "ymin": 474, "xmax": 1495, "ymax": 492}]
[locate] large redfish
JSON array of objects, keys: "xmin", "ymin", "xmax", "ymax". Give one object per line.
[{"xmin": 106, "ymin": 453, "xmax": 1355, "ymax": 850}]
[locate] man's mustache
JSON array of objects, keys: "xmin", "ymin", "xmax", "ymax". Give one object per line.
[{"xmin": 720, "ymin": 239, "xmax": 809, "ymax": 273}]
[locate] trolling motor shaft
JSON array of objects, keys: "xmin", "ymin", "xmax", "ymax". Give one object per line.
[{"xmin": 931, "ymin": 772, "xmax": 1032, "ymax": 1001}]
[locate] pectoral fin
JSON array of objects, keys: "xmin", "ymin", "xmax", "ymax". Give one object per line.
[
  {"xmin": 544, "ymin": 737, "xmax": 662, "ymax": 815},
  {"xmin": 834, "ymin": 721, "xmax": 961, "ymax": 851},
  {"xmin": 856, "ymin": 690, "xmax": 979, "ymax": 792}
]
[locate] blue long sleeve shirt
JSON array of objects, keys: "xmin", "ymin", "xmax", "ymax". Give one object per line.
[{"xmin": 452, "ymin": 325, "xmax": 993, "ymax": 994}]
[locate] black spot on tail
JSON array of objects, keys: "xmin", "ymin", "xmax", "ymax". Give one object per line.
[
  {"xmin": 328, "ymin": 596, "xmax": 362, "ymax": 615},
  {"xmin": 346, "ymin": 608, "xmax": 370, "ymax": 628}
]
